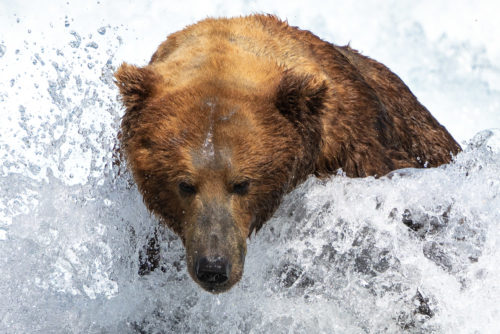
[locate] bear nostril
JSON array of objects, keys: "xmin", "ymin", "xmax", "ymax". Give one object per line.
[{"xmin": 195, "ymin": 256, "xmax": 231, "ymax": 285}]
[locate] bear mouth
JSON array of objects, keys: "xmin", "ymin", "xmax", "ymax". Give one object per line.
[{"xmin": 200, "ymin": 281, "xmax": 232, "ymax": 294}]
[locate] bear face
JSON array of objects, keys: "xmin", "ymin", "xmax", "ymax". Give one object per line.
[
  {"xmin": 115, "ymin": 63, "xmax": 327, "ymax": 292},
  {"xmin": 115, "ymin": 15, "xmax": 460, "ymax": 293}
]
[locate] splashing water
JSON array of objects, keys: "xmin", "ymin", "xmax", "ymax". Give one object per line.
[
  {"xmin": 0, "ymin": 43, "xmax": 6, "ymax": 58},
  {"xmin": 1, "ymin": 18, "xmax": 500, "ymax": 334}
]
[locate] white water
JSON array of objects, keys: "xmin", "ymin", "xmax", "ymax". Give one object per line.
[{"xmin": 1, "ymin": 1, "xmax": 500, "ymax": 333}]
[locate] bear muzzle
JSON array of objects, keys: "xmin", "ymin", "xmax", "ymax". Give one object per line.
[
  {"xmin": 185, "ymin": 203, "xmax": 247, "ymax": 293},
  {"xmin": 189, "ymin": 245, "xmax": 244, "ymax": 293},
  {"xmin": 194, "ymin": 256, "xmax": 232, "ymax": 288}
]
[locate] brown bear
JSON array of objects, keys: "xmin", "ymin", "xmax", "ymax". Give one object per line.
[{"xmin": 114, "ymin": 14, "xmax": 460, "ymax": 293}]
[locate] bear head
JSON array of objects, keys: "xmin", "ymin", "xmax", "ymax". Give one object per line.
[{"xmin": 115, "ymin": 63, "xmax": 327, "ymax": 293}]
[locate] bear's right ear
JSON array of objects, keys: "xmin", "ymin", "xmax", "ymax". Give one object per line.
[
  {"xmin": 114, "ymin": 63, "xmax": 162, "ymax": 109},
  {"xmin": 275, "ymin": 70, "xmax": 328, "ymax": 123}
]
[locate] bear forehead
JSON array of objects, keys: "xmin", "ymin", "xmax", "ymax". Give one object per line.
[
  {"xmin": 176, "ymin": 99, "xmax": 262, "ymax": 172},
  {"xmin": 134, "ymin": 76, "xmax": 295, "ymax": 179},
  {"xmin": 190, "ymin": 100, "xmax": 235, "ymax": 169}
]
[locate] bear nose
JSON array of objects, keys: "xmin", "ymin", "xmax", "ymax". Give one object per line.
[{"xmin": 195, "ymin": 256, "xmax": 231, "ymax": 285}]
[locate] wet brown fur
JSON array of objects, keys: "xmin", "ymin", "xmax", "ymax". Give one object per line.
[{"xmin": 114, "ymin": 15, "xmax": 460, "ymax": 292}]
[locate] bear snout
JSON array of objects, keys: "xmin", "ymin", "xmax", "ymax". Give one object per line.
[
  {"xmin": 184, "ymin": 203, "xmax": 247, "ymax": 293},
  {"xmin": 195, "ymin": 256, "xmax": 231, "ymax": 287}
]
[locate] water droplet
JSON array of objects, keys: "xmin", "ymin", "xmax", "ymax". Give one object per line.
[
  {"xmin": 69, "ymin": 31, "xmax": 81, "ymax": 48},
  {"xmin": 34, "ymin": 53, "xmax": 45, "ymax": 66},
  {"xmin": 0, "ymin": 44, "xmax": 6, "ymax": 58},
  {"xmin": 29, "ymin": 163, "xmax": 41, "ymax": 175},
  {"xmin": 86, "ymin": 42, "xmax": 98, "ymax": 49},
  {"xmin": 97, "ymin": 27, "xmax": 106, "ymax": 35}
]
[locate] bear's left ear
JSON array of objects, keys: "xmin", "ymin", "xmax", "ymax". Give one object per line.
[
  {"xmin": 275, "ymin": 70, "xmax": 328, "ymax": 123},
  {"xmin": 114, "ymin": 63, "xmax": 162, "ymax": 110}
]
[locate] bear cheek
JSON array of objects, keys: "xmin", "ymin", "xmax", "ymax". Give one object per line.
[
  {"xmin": 231, "ymin": 196, "xmax": 255, "ymax": 238},
  {"xmin": 234, "ymin": 211, "xmax": 254, "ymax": 240}
]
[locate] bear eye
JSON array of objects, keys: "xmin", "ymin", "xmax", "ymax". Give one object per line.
[
  {"xmin": 232, "ymin": 180, "xmax": 250, "ymax": 195},
  {"xmin": 179, "ymin": 182, "xmax": 196, "ymax": 196}
]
